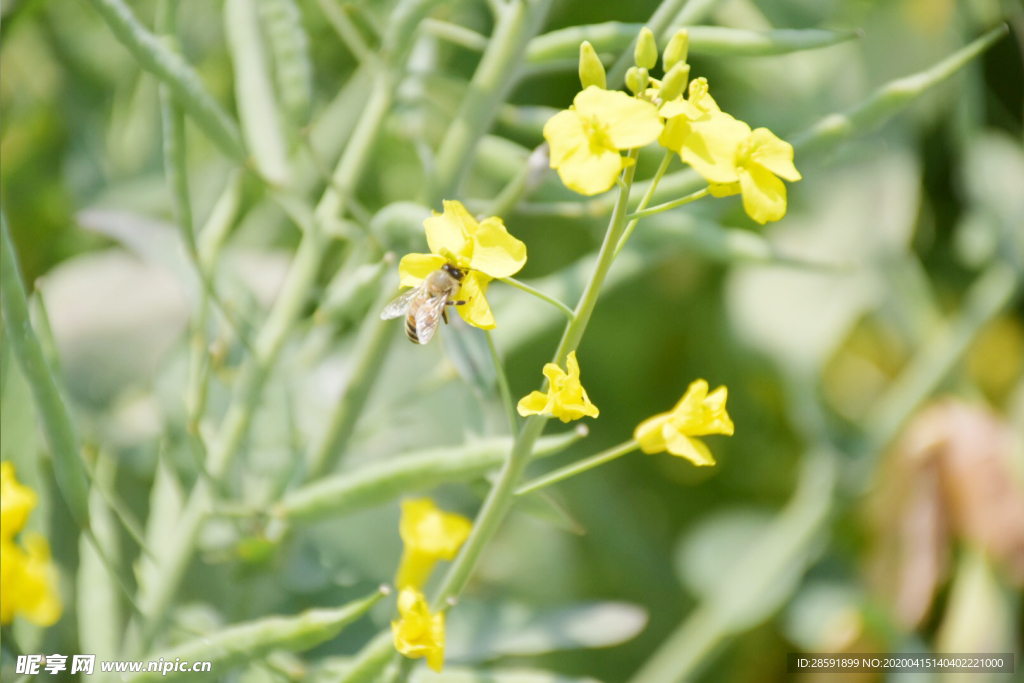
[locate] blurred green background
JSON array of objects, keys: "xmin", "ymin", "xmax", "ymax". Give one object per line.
[{"xmin": 1, "ymin": 0, "xmax": 1023, "ymax": 681}]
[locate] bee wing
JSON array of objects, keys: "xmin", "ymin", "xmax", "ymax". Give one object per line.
[
  {"xmin": 380, "ymin": 286, "xmax": 421, "ymax": 320},
  {"xmin": 414, "ymin": 295, "xmax": 448, "ymax": 345}
]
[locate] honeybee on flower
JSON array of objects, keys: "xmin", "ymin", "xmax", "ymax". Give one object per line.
[{"xmin": 382, "ymin": 200, "xmax": 526, "ymax": 342}]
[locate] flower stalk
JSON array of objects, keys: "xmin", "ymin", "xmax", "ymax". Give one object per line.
[{"xmin": 516, "ymin": 439, "xmax": 639, "ymax": 495}]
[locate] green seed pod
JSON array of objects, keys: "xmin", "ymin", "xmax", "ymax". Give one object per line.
[
  {"xmin": 257, "ymin": 0, "xmax": 314, "ymax": 128},
  {"xmin": 625, "ymin": 66, "xmax": 650, "ymax": 95},
  {"xmin": 634, "ymin": 27, "xmax": 658, "ymax": 69},
  {"xmin": 126, "ymin": 590, "xmax": 387, "ymax": 682},
  {"xmin": 578, "ymin": 40, "xmax": 607, "ymax": 90},
  {"xmin": 658, "ymin": 61, "xmax": 691, "ymax": 101},
  {"xmin": 663, "ymin": 28, "xmax": 690, "ymax": 71}
]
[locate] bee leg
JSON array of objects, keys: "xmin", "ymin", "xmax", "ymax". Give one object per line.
[
  {"xmin": 448, "ymin": 300, "xmax": 468, "ymax": 307},
  {"xmin": 442, "ymin": 307, "xmax": 449, "ymax": 325}
]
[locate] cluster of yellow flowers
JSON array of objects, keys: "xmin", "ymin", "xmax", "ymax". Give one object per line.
[
  {"xmin": 391, "ymin": 498, "xmax": 472, "ymax": 672},
  {"xmin": 543, "ymin": 27, "xmax": 802, "ymax": 224},
  {"xmin": 1, "ymin": 462, "xmax": 61, "ymax": 627}
]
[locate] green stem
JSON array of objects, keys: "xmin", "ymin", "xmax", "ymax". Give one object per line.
[
  {"xmin": 421, "ymin": 18, "xmax": 488, "ymax": 52},
  {"xmin": 614, "ymin": 150, "xmax": 675, "ymax": 257},
  {"xmin": 516, "ymin": 439, "xmax": 639, "ymax": 495},
  {"xmin": 0, "ymin": 213, "xmax": 90, "ymax": 529},
  {"xmin": 431, "ymin": 149, "xmax": 640, "ymax": 608},
  {"xmin": 499, "ymin": 277, "xmax": 576, "ymax": 320},
  {"xmin": 485, "ymin": 330, "xmax": 519, "ymax": 436},
  {"xmin": 626, "ymin": 186, "xmax": 710, "ymax": 222}
]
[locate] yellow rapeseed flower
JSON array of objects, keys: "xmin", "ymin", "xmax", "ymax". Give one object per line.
[
  {"xmin": 543, "ymin": 86, "xmax": 662, "ymax": 196},
  {"xmin": 398, "ymin": 200, "xmax": 526, "ymax": 330},
  {"xmin": 396, "ymin": 498, "xmax": 472, "ymax": 590},
  {"xmin": 634, "ymin": 380, "xmax": 734, "ymax": 466},
  {"xmin": 657, "ymin": 77, "xmax": 720, "ymax": 153},
  {"xmin": 679, "ymin": 113, "xmax": 801, "ymax": 224},
  {"xmin": 2, "ymin": 461, "xmax": 37, "ymax": 542},
  {"xmin": 517, "ymin": 351, "xmax": 599, "ymax": 423},
  {"xmin": 0, "ymin": 462, "xmax": 61, "ymax": 627},
  {"xmin": 392, "ymin": 587, "xmax": 445, "ymax": 672}
]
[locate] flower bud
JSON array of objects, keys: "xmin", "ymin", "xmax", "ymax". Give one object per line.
[
  {"xmin": 625, "ymin": 66, "xmax": 649, "ymax": 95},
  {"xmin": 578, "ymin": 41, "xmax": 606, "ymax": 90},
  {"xmin": 658, "ymin": 61, "xmax": 691, "ymax": 101},
  {"xmin": 634, "ymin": 27, "xmax": 658, "ymax": 70},
  {"xmin": 663, "ymin": 29, "xmax": 690, "ymax": 71}
]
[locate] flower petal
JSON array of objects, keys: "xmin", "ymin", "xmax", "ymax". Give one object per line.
[
  {"xmin": 424, "ymin": 201, "xmax": 472, "ymax": 261},
  {"xmin": 680, "ymin": 114, "xmax": 749, "ymax": 184},
  {"xmin": 398, "ymin": 253, "xmax": 447, "ymax": 288},
  {"xmin": 635, "ymin": 412, "xmax": 671, "ymax": 454},
  {"xmin": 1, "ymin": 462, "xmax": 37, "ymax": 542},
  {"xmin": 456, "ymin": 272, "xmax": 495, "ymax": 329},
  {"xmin": 664, "ymin": 433, "xmax": 716, "ymax": 466},
  {"xmin": 470, "ymin": 217, "xmax": 526, "ymax": 278},
  {"xmin": 738, "ymin": 165, "xmax": 787, "ymax": 225},
  {"xmin": 573, "ymin": 87, "xmax": 662, "ymax": 150},
  {"xmin": 748, "ymin": 128, "xmax": 801, "ymax": 181},
  {"xmin": 555, "ymin": 144, "xmax": 625, "ymax": 196},
  {"xmin": 517, "ymin": 390, "xmax": 551, "ymax": 416},
  {"xmin": 543, "ymin": 109, "xmax": 588, "ymax": 168}
]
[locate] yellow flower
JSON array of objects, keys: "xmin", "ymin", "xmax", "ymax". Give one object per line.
[
  {"xmin": 543, "ymin": 86, "xmax": 663, "ymax": 196},
  {"xmin": 0, "ymin": 462, "xmax": 61, "ymax": 627},
  {"xmin": 2, "ymin": 461, "xmax": 37, "ymax": 542},
  {"xmin": 679, "ymin": 113, "xmax": 801, "ymax": 224},
  {"xmin": 634, "ymin": 380, "xmax": 734, "ymax": 466},
  {"xmin": 396, "ymin": 498, "xmax": 472, "ymax": 590},
  {"xmin": 392, "ymin": 587, "xmax": 445, "ymax": 672},
  {"xmin": 398, "ymin": 200, "xmax": 526, "ymax": 330},
  {"xmin": 657, "ymin": 77, "xmax": 721, "ymax": 153},
  {"xmin": 517, "ymin": 351, "xmax": 599, "ymax": 423},
  {"xmin": 1, "ymin": 536, "xmax": 62, "ymax": 626}
]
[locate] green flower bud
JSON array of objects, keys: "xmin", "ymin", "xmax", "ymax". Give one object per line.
[
  {"xmin": 578, "ymin": 41, "xmax": 606, "ymax": 90},
  {"xmin": 625, "ymin": 66, "xmax": 650, "ymax": 95},
  {"xmin": 658, "ymin": 61, "xmax": 691, "ymax": 101},
  {"xmin": 634, "ymin": 27, "xmax": 658, "ymax": 70},
  {"xmin": 663, "ymin": 29, "xmax": 690, "ymax": 71}
]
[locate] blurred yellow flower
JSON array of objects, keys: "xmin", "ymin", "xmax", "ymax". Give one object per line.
[
  {"xmin": 396, "ymin": 498, "xmax": 472, "ymax": 590},
  {"xmin": 680, "ymin": 114, "xmax": 801, "ymax": 224},
  {"xmin": 0, "ymin": 462, "xmax": 61, "ymax": 626},
  {"xmin": 658, "ymin": 77, "xmax": 720, "ymax": 153},
  {"xmin": 398, "ymin": 200, "xmax": 526, "ymax": 330},
  {"xmin": 2, "ymin": 461, "xmax": 37, "ymax": 542},
  {"xmin": 634, "ymin": 380, "xmax": 734, "ymax": 466},
  {"xmin": 543, "ymin": 86, "xmax": 662, "ymax": 196},
  {"xmin": 517, "ymin": 351, "xmax": 599, "ymax": 423},
  {"xmin": 392, "ymin": 587, "xmax": 445, "ymax": 672}
]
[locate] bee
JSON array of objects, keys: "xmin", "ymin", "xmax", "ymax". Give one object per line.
[{"xmin": 380, "ymin": 263, "xmax": 468, "ymax": 344}]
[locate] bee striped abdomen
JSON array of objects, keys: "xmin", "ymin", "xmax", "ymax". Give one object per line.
[{"xmin": 405, "ymin": 313, "xmax": 420, "ymax": 343}]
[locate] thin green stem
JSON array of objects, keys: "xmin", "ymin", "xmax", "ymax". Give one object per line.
[
  {"xmin": 516, "ymin": 439, "xmax": 639, "ymax": 495},
  {"xmin": 1, "ymin": 213, "xmax": 90, "ymax": 529},
  {"xmin": 431, "ymin": 149, "xmax": 641, "ymax": 609},
  {"xmin": 614, "ymin": 150, "xmax": 675, "ymax": 257},
  {"xmin": 626, "ymin": 186, "xmax": 710, "ymax": 222},
  {"xmin": 421, "ymin": 18, "xmax": 488, "ymax": 52},
  {"xmin": 485, "ymin": 330, "xmax": 519, "ymax": 436},
  {"xmin": 499, "ymin": 277, "xmax": 576, "ymax": 320}
]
